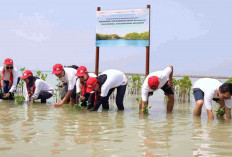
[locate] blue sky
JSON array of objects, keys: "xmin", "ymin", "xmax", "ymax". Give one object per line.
[{"xmin": 0, "ymin": 0, "xmax": 232, "ymax": 76}]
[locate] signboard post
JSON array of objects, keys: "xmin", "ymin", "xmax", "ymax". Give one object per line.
[{"xmin": 95, "ymin": 5, "xmax": 150, "ymax": 76}]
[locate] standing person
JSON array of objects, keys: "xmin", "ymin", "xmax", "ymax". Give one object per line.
[
  {"xmin": 52, "ymin": 64, "xmax": 77, "ymax": 106},
  {"xmin": 0, "ymin": 58, "xmax": 19, "ymax": 100},
  {"xmin": 140, "ymin": 65, "xmax": 174, "ymax": 114},
  {"xmin": 86, "ymin": 69, "xmax": 127, "ymax": 111},
  {"xmin": 75, "ymin": 66, "xmax": 96, "ymax": 108},
  {"xmin": 193, "ymin": 78, "xmax": 232, "ymax": 120},
  {"xmin": 21, "ymin": 70, "xmax": 54, "ymax": 103}
]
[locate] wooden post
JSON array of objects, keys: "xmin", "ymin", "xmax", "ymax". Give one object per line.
[
  {"xmin": 95, "ymin": 7, "xmax": 101, "ymax": 76},
  {"xmin": 146, "ymin": 5, "xmax": 151, "ymax": 76},
  {"xmin": 95, "ymin": 47, "xmax": 99, "ymax": 76}
]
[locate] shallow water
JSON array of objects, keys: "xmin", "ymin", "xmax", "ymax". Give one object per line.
[{"xmin": 0, "ymin": 91, "xmax": 232, "ymax": 157}]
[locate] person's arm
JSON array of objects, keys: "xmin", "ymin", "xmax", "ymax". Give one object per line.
[
  {"xmin": 204, "ymin": 92, "xmax": 214, "ymax": 120},
  {"xmin": 92, "ymin": 96, "xmax": 103, "ymax": 111},
  {"xmin": 87, "ymin": 93, "xmax": 95, "ymax": 109},
  {"xmin": 224, "ymin": 106, "xmax": 231, "ymax": 120},
  {"xmin": 31, "ymin": 80, "xmax": 43, "ymax": 100},
  {"xmin": 168, "ymin": 65, "xmax": 173, "ymax": 87},
  {"xmin": 9, "ymin": 68, "xmax": 19, "ymax": 93},
  {"xmin": 54, "ymin": 90, "xmax": 73, "ymax": 106},
  {"xmin": 224, "ymin": 99, "xmax": 232, "ymax": 120},
  {"xmin": 140, "ymin": 86, "xmax": 149, "ymax": 113},
  {"xmin": 55, "ymin": 75, "xmax": 76, "ymax": 106},
  {"xmin": 0, "ymin": 67, "xmax": 3, "ymax": 76}
]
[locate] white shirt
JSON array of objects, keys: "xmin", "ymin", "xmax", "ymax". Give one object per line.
[
  {"xmin": 76, "ymin": 73, "xmax": 96, "ymax": 93},
  {"xmin": 0, "ymin": 66, "xmax": 19, "ymax": 93},
  {"xmin": 100, "ymin": 69, "xmax": 127, "ymax": 97},
  {"xmin": 193, "ymin": 78, "xmax": 232, "ymax": 110},
  {"xmin": 60, "ymin": 68, "xmax": 77, "ymax": 91},
  {"xmin": 25, "ymin": 79, "xmax": 54, "ymax": 101},
  {"xmin": 141, "ymin": 67, "xmax": 172, "ymax": 101}
]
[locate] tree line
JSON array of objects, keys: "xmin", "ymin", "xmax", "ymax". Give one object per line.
[{"xmin": 96, "ymin": 31, "xmax": 149, "ymax": 40}]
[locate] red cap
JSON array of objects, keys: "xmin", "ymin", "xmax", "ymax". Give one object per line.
[
  {"xmin": 75, "ymin": 66, "xmax": 87, "ymax": 77},
  {"xmin": 148, "ymin": 76, "xmax": 160, "ymax": 89},
  {"xmin": 52, "ymin": 64, "xmax": 64, "ymax": 74},
  {"xmin": 21, "ymin": 70, "xmax": 33, "ymax": 79},
  {"xmin": 86, "ymin": 77, "xmax": 98, "ymax": 93},
  {"xmin": 4, "ymin": 58, "xmax": 14, "ymax": 65}
]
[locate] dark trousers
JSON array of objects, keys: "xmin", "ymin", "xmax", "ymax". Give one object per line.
[
  {"xmin": 37, "ymin": 91, "xmax": 53, "ymax": 103},
  {"xmin": 102, "ymin": 84, "xmax": 127, "ymax": 110},
  {"xmin": 0, "ymin": 78, "xmax": 20, "ymax": 100}
]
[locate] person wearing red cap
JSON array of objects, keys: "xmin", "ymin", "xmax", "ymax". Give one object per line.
[
  {"xmin": 86, "ymin": 69, "xmax": 127, "ymax": 111},
  {"xmin": 140, "ymin": 65, "xmax": 174, "ymax": 114},
  {"xmin": 75, "ymin": 66, "xmax": 96, "ymax": 108},
  {"xmin": 22, "ymin": 70, "xmax": 54, "ymax": 103},
  {"xmin": 52, "ymin": 63, "xmax": 77, "ymax": 106},
  {"xmin": 0, "ymin": 58, "xmax": 19, "ymax": 100}
]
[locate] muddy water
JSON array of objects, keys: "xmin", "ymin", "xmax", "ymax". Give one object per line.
[{"xmin": 0, "ymin": 91, "xmax": 232, "ymax": 157}]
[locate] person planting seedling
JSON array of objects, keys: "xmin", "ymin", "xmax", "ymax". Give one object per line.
[
  {"xmin": 75, "ymin": 66, "xmax": 96, "ymax": 109},
  {"xmin": 52, "ymin": 64, "xmax": 77, "ymax": 106},
  {"xmin": 86, "ymin": 69, "xmax": 127, "ymax": 111},
  {"xmin": 22, "ymin": 70, "xmax": 54, "ymax": 104},
  {"xmin": 140, "ymin": 66, "xmax": 174, "ymax": 114},
  {"xmin": 193, "ymin": 78, "xmax": 232, "ymax": 120}
]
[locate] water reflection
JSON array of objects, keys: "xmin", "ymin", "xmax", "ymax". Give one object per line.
[{"xmin": 0, "ymin": 95, "xmax": 232, "ymax": 156}]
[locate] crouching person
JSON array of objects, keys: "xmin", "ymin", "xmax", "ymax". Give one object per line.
[
  {"xmin": 86, "ymin": 69, "xmax": 127, "ymax": 111},
  {"xmin": 140, "ymin": 66, "xmax": 174, "ymax": 114},
  {"xmin": 75, "ymin": 66, "xmax": 96, "ymax": 108},
  {"xmin": 22, "ymin": 70, "xmax": 54, "ymax": 103},
  {"xmin": 0, "ymin": 58, "xmax": 20, "ymax": 100},
  {"xmin": 193, "ymin": 78, "xmax": 232, "ymax": 120}
]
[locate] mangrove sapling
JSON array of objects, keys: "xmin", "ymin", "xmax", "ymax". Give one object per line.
[
  {"xmin": 225, "ymin": 78, "xmax": 232, "ymax": 84},
  {"xmin": 128, "ymin": 74, "xmax": 144, "ymax": 95},
  {"xmin": 35, "ymin": 71, "xmax": 48, "ymax": 81},
  {"xmin": 215, "ymin": 107, "xmax": 225, "ymax": 119},
  {"xmin": 136, "ymin": 97, "xmax": 151, "ymax": 115},
  {"xmin": 14, "ymin": 95, "xmax": 25, "ymax": 104},
  {"xmin": 176, "ymin": 76, "xmax": 192, "ymax": 102}
]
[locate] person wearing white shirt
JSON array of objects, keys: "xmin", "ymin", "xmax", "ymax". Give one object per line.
[
  {"xmin": 0, "ymin": 58, "xmax": 20, "ymax": 100},
  {"xmin": 75, "ymin": 66, "xmax": 96, "ymax": 108},
  {"xmin": 21, "ymin": 70, "xmax": 54, "ymax": 103},
  {"xmin": 193, "ymin": 78, "xmax": 232, "ymax": 120},
  {"xmin": 52, "ymin": 64, "xmax": 77, "ymax": 106},
  {"xmin": 86, "ymin": 69, "xmax": 127, "ymax": 111},
  {"xmin": 140, "ymin": 66, "xmax": 174, "ymax": 114}
]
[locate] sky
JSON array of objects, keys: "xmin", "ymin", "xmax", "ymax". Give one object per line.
[{"xmin": 0, "ymin": 0, "xmax": 232, "ymax": 76}]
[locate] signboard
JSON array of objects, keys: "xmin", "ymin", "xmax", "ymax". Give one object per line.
[{"xmin": 96, "ymin": 9, "xmax": 150, "ymax": 47}]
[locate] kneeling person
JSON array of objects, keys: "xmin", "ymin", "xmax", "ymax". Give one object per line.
[
  {"xmin": 75, "ymin": 66, "xmax": 96, "ymax": 108},
  {"xmin": 86, "ymin": 69, "xmax": 127, "ymax": 111},
  {"xmin": 193, "ymin": 78, "xmax": 232, "ymax": 120},
  {"xmin": 0, "ymin": 58, "xmax": 19, "ymax": 100},
  {"xmin": 140, "ymin": 65, "xmax": 174, "ymax": 113},
  {"xmin": 22, "ymin": 70, "xmax": 54, "ymax": 103}
]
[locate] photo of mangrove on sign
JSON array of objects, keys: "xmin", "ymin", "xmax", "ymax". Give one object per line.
[{"xmin": 96, "ymin": 9, "xmax": 150, "ymax": 47}]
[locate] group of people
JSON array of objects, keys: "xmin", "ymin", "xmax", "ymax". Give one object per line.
[{"xmin": 0, "ymin": 58, "xmax": 232, "ymax": 120}]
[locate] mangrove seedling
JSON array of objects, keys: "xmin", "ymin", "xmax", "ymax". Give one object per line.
[{"xmin": 15, "ymin": 95, "xmax": 25, "ymax": 104}]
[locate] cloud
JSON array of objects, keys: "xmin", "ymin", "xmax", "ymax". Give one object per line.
[{"xmin": 11, "ymin": 14, "xmax": 55, "ymax": 42}]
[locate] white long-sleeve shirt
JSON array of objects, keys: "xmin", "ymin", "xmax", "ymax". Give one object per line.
[
  {"xmin": 60, "ymin": 68, "xmax": 77, "ymax": 91},
  {"xmin": 0, "ymin": 66, "xmax": 19, "ymax": 93},
  {"xmin": 193, "ymin": 78, "xmax": 232, "ymax": 110},
  {"xmin": 25, "ymin": 79, "xmax": 54, "ymax": 101},
  {"xmin": 141, "ymin": 67, "xmax": 172, "ymax": 101}
]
